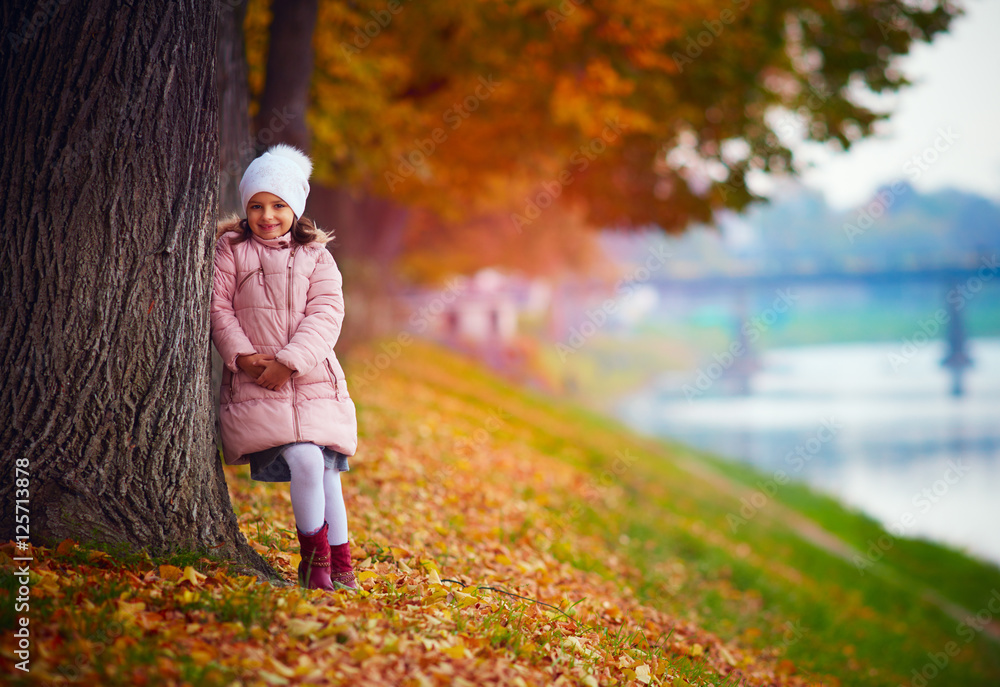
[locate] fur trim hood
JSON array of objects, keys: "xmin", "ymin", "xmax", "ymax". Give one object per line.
[{"xmin": 216, "ymin": 214, "xmax": 242, "ymax": 240}]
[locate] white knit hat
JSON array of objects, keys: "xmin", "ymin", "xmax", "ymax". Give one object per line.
[{"xmin": 239, "ymin": 143, "xmax": 313, "ymax": 218}]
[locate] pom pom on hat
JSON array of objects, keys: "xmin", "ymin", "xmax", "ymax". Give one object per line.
[
  {"xmin": 267, "ymin": 143, "xmax": 313, "ymax": 179},
  {"xmin": 239, "ymin": 144, "xmax": 313, "ymax": 218}
]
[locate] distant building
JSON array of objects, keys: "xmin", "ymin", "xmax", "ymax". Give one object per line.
[
  {"xmin": 442, "ymin": 269, "xmax": 519, "ymax": 342},
  {"xmin": 399, "ymin": 268, "xmax": 551, "ymax": 345}
]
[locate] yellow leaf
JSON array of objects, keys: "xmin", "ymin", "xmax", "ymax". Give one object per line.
[
  {"xmin": 495, "ymin": 553, "xmax": 512, "ymax": 565},
  {"xmin": 562, "ymin": 636, "xmax": 596, "ymax": 658},
  {"xmin": 635, "ymin": 664, "xmax": 651, "ymax": 684},
  {"xmin": 452, "ymin": 591, "xmax": 477, "ymax": 608},
  {"xmin": 380, "ymin": 632, "xmax": 401, "ymax": 654},
  {"xmin": 159, "ymin": 564, "xmax": 183, "ymax": 581},
  {"xmin": 294, "ymin": 602, "xmax": 318, "ymax": 616},
  {"xmin": 427, "ymin": 567, "xmax": 442, "ymax": 585},
  {"xmin": 115, "ymin": 601, "xmax": 146, "ymax": 621},
  {"xmin": 425, "ymin": 588, "xmax": 449, "ymax": 604},
  {"xmin": 268, "ymin": 658, "xmax": 297, "ymax": 678},
  {"xmin": 390, "ymin": 546, "xmax": 412, "ymax": 559},
  {"xmin": 287, "ymin": 618, "xmax": 324, "ymax": 638},
  {"xmin": 690, "ymin": 643, "xmax": 704, "ymax": 657},
  {"xmin": 441, "ymin": 641, "xmax": 466, "ymax": 659},
  {"xmin": 397, "ymin": 559, "xmax": 413, "ymax": 573},
  {"xmin": 718, "ymin": 644, "xmax": 738, "ymax": 666},
  {"xmin": 356, "ymin": 570, "xmax": 378, "ymax": 582},
  {"xmin": 182, "ymin": 566, "xmax": 206, "ymax": 586},
  {"xmin": 351, "ymin": 643, "xmax": 376, "ymax": 661}
]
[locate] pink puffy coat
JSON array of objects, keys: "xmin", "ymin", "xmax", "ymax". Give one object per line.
[{"xmin": 210, "ymin": 219, "xmax": 358, "ymax": 465}]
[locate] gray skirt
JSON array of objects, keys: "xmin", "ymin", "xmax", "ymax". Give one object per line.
[{"xmin": 247, "ymin": 442, "xmax": 350, "ymax": 482}]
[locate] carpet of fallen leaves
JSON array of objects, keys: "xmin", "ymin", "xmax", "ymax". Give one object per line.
[{"xmin": 1, "ymin": 345, "xmax": 826, "ymax": 686}]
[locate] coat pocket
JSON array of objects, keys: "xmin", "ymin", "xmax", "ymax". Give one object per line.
[
  {"xmin": 324, "ymin": 358, "xmax": 341, "ymax": 401},
  {"xmin": 221, "ymin": 367, "xmax": 233, "ymax": 406},
  {"xmin": 236, "ymin": 267, "xmax": 264, "ymax": 294},
  {"xmin": 231, "ymin": 368, "xmax": 242, "ymax": 404}
]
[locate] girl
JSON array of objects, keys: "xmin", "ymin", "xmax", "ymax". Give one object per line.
[{"xmin": 211, "ymin": 144, "xmax": 359, "ymax": 591}]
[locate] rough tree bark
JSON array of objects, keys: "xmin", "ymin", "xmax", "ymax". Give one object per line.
[{"xmin": 0, "ymin": 0, "xmax": 277, "ymax": 579}]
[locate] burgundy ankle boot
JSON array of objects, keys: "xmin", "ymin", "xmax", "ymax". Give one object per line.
[
  {"xmin": 328, "ymin": 540, "xmax": 358, "ymax": 590},
  {"xmin": 296, "ymin": 522, "xmax": 335, "ymax": 591}
]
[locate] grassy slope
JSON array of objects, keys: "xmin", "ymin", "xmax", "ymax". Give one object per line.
[
  {"xmin": 3, "ymin": 336, "xmax": 998, "ymax": 685},
  {"xmin": 372, "ymin": 338, "xmax": 1000, "ymax": 686}
]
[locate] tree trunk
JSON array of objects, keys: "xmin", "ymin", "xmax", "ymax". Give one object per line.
[
  {"xmin": 254, "ymin": 0, "xmax": 317, "ymax": 152},
  {"xmin": 0, "ymin": 0, "xmax": 277, "ymax": 579},
  {"xmin": 217, "ymin": 0, "xmax": 254, "ymax": 217}
]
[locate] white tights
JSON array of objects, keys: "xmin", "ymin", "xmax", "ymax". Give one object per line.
[{"xmin": 283, "ymin": 442, "xmax": 349, "ymax": 546}]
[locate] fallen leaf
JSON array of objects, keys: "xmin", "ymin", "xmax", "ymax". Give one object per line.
[
  {"xmin": 287, "ymin": 618, "xmax": 324, "ymax": 638},
  {"xmin": 182, "ymin": 566, "xmax": 206, "ymax": 586},
  {"xmin": 718, "ymin": 644, "xmax": 738, "ymax": 666},
  {"xmin": 441, "ymin": 643, "xmax": 466, "ymax": 659},
  {"xmin": 159, "ymin": 565, "xmax": 183, "ymax": 582}
]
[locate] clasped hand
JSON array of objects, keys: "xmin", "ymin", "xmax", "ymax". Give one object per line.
[{"xmin": 236, "ymin": 354, "xmax": 294, "ymax": 391}]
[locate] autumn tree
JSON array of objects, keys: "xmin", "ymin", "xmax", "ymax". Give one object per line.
[
  {"xmin": 238, "ymin": 0, "xmax": 959, "ymax": 282},
  {"xmin": 0, "ymin": 0, "xmax": 273, "ymax": 575}
]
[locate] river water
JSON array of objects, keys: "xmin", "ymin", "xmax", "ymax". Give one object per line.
[{"xmin": 614, "ymin": 337, "xmax": 1000, "ymax": 566}]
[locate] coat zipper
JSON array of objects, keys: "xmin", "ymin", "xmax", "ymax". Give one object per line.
[
  {"xmin": 287, "ymin": 247, "xmax": 301, "ymax": 441},
  {"xmin": 237, "ymin": 267, "xmax": 263, "ymax": 293},
  {"xmin": 325, "ymin": 358, "xmax": 340, "ymax": 401}
]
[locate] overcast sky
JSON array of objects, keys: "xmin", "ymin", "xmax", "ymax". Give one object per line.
[{"xmin": 761, "ymin": 0, "xmax": 1000, "ymax": 210}]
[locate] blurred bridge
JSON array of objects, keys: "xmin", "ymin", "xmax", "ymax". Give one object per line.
[
  {"xmin": 657, "ymin": 264, "xmax": 998, "ymax": 396},
  {"xmin": 556, "ymin": 261, "xmax": 997, "ymax": 396}
]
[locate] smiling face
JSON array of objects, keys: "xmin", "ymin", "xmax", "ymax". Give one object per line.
[{"xmin": 246, "ymin": 192, "xmax": 295, "ymax": 240}]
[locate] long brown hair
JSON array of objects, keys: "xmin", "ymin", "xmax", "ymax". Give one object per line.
[{"xmin": 223, "ymin": 216, "xmax": 333, "ymax": 246}]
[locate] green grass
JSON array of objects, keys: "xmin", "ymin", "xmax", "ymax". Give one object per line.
[
  {"xmin": 698, "ymin": 452, "xmax": 1000, "ymax": 616},
  {"xmin": 53, "ymin": 535, "xmax": 225, "ymax": 573},
  {"xmin": 13, "ymin": 334, "xmax": 995, "ymax": 685},
  {"xmin": 358, "ymin": 337, "xmax": 1000, "ymax": 686}
]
